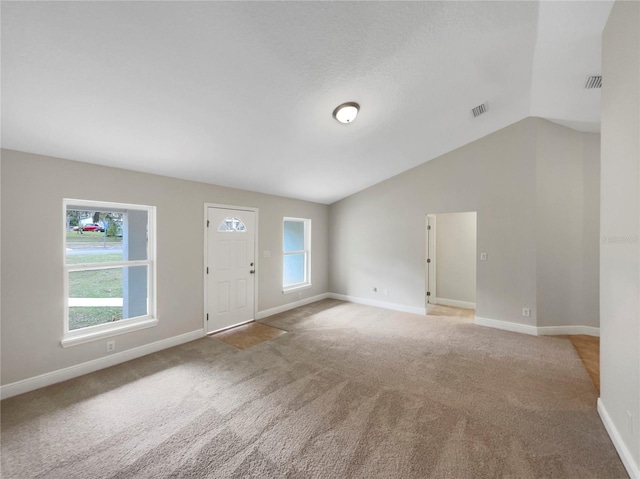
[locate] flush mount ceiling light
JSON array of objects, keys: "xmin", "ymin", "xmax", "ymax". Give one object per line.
[{"xmin": 333, "ymin": 102, "xmax": 359, "ymax": 124}]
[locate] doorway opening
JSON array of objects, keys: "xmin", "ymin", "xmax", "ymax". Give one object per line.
[
  {"xmin": 425, "ymin": 212, "xmax": 477, "ymax": 314},
  {"xmin": 204, "ymin": 204, "xmax": 258, "ymax": 334}
]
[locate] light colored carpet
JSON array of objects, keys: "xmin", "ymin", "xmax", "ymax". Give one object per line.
[{"xmin": 1, "ymin": 299, "xmax": 627, "ymax": 478}]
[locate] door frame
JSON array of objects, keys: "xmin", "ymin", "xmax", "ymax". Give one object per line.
[
  {"xmin": 203, "ymin": 203, "xmax": 259, "ymax": 334},
  {"xmin": 425, "ymin": 214, "xmax": 437, "ymax": 310},
  {"xmin": 425, "ymin": 212, "xmax": 479, "ymax": 312}
]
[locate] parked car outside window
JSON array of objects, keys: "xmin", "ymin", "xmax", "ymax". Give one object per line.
[{"xmin": 72, "ymin": 224, "xmax": 104, "ymax": 232}]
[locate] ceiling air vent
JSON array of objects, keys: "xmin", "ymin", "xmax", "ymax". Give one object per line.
[
  {"xmin": 585, "ymin": 75, "xmax": 602, "ymax": 89},
  {"xmin": 472, "ymin": 103, "xmax": 488, "ymax": 118}
]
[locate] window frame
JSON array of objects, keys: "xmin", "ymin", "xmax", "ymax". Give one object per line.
[
  {"xmin": 282, "ymin": 217, "xmax": 311, "ymax": 293},
  {"xmin": 61, "ymin": 199, "xmax": 157, "ymax": 348}
]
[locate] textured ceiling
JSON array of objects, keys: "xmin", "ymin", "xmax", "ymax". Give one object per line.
[{"xmin": 1, "ymin": 1, "xmax": 613, "ymax": 204}]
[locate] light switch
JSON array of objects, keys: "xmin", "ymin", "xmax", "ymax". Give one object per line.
[
  {"xmin": 263, "ymin": 250, "xmax": 271, "ymax": 258},
  {"xmin": 480, "ymin": 253, "xmax": 488, "ymax": 261}
]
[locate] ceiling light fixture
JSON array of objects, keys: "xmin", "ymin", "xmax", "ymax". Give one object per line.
[{"xmin": 333, "ymin": 102, "xmax": 359, "ymax": 124}]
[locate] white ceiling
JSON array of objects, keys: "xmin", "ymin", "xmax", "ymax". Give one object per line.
[{"xmin": 1, "ymin": 1, "xmax": 613, "ymax": 204}]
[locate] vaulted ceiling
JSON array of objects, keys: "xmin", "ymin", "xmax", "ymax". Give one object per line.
[{"xmin": 1, "ymin": 1, "xmax": 613, "ymax": 204}]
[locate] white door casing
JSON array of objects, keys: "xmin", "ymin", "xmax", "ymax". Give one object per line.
[
  {"xmin": 425, "ymin": 212, "xmax": 478, "ymax": 312},
  {"xmin": 426, "ymin": 214, "xmax": 437, "ymax": 308},
  {"xmin": 205, "ymin": 205, "xmax": 257, "ymax": 333}
]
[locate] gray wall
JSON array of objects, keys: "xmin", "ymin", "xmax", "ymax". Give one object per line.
[
  {"xmin": 435, "ymin": 212, "xmax": 477, "ymax": 305},
  {"xmin": 0, "ymin": 149, "xmax": 329, "ymax": 385},
  {"xmin": 329, "ymin": 117, "xmax": 600, "ymax": 330},
  {"xmin": 535, "ymin": 120, "xmax": 601, "ymax": 328},
  {"xmin": 600, "ymin": 0, "xmax": 640, "ymax": 470}
]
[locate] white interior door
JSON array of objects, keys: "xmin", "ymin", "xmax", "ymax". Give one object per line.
[{"xmin": 206, "ymin": 207, "xmax": 256, "ymax": 333}]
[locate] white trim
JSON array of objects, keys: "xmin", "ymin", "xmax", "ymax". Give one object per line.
[
  {"xmin": 2, "ymin": 329, "xmax": 205, "ymax": 400},
  {"xmin": 436, "ymin": 298, "xmax": 476, "ymax": 310},
  {"xmin": 474, "ymin": 316, "xmax": 538, "ymax": 335},
  {"xmin": 256, "ymin": 293, "xmax": 330, "ymax": 320},
  {"xmin": 207, "ymin": 319, "xmax": 254, "ymax": 334},
  {"xmin": 474, "ymin": 316, "xmax": 600, "ymax": 337},
  {"xmin": 328, "ymin": 293, "xmax": 426, "ymax": 315},
  {"xmin": 204, "ymin": 203, "xmax": 259, "ymax": 334},
  {"xmin": 63, "ymin": 199, "xmax": 157, "ymax": 343},
  {"xmin": 283, "ymin": 217, "xmax": 311, "ymax": 291},
  {"xmin": 65, "ymin": 198, "xmax": 156, "ymax": 211},
  {"xmin": 204, "ymin": 206, "xmax": 209, "ymax": 332},
  {"xmin": 61, "ymin": 317, "xmax": 159, "ymax": 348},
  {"xmin": 282, "ymin": 284, "xmax": 313, "ymax": 295},
  {"xmin": 203, "ymin": 203, "xmax": 258, "ymax": 213},
  {"xmin": 426, "ymin": 214, "xmax": 437, "ymax": 307},
  {"xmin": 598, "ymin": 398, "xmax": 640, "ymax": 479},
  {"xmin": 537, "ymin": 325, "xmax": 600, "ymax": 337},
  {"xmin": 66, "ymin": 259, "xmax": 151, "ymax": 272}
]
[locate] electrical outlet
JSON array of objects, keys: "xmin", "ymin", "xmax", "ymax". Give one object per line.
[
  {"xmin": 372, "ymin": 286, "xmax": 378, "ymax": 293},
  {"xmin": 522, "ymin": 308, "xmax": 531, "ymax": 317},
  {"xmin": 106, "ymin": 340, "xmax": 116, "ymax": 352},
  {"xmin": 480, "ymin": 253, "xmax": 488, "ymax": 261}
]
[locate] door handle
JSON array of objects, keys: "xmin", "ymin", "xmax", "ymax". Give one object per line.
[{"xmin": 250, "ymin": 270, "xmax": 255, "ymax": 274}]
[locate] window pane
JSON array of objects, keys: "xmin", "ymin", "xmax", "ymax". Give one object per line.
[
  {"xmin": 69, "ymin": 268, "xmax": 123, "ymax": 299},
  {"xmin": 68, "ymin": 265, "xmax": 148, "ymax": 330},
  {"xmin": 218, "ymin": 217, "xmax": 246, "ymax": 232},
  {"xmin": 284, "ymin": 221, "xmax": 305, "ymax": 252},
  {"xmin": 68, "ymin": 307, "xmax": 123, "ymax": 331},
  {"xmin": 66, "ymin": 249, "xmax": 124, "ymax": 265},
  {"xmin": 283, "ymin": 253, "xmax": 305, "ymax": 286},
  {"xmin": 124, "ymin": 210, "xmax": 149, "ymax": 261},
  {"xmin": 66, "ymin": 209, "xmax": 124, "ymax": 264}
]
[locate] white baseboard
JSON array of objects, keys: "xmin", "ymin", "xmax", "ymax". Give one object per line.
[
  {"xmin": 256, "ymin": 293, "xmax": 330, "ymax": 320},
  {"xmin": 436, "ymin": 298, "xmax": 476, "ymax": 310},
  {"xmin": 474, "ymin": 316, "xmax": 600, "ymax": 337},
  {"xmin": 598, "ymin": 398, "xmax": 640, "ymax": 479},
  {"xmin": 0, "ymin": 329, "xmax": 205, "ymax": 400},
  {"xmin": 259, "ymin": 295, "xmax": 599, "ymax": 339},
  {"xmin": 328, "ymin": 293, "xmax": 426, "ymax": 315},
  {"xmin": 474, "ymin": 316, "xmax": 538, "ymax": 335},
  {"xmin": 537, "ymin": 325, "xmax": 600, "ymax": 337}
]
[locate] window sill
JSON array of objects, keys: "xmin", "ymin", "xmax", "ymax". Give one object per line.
[
  {"xmin": 61, "ymin": 316, "xmax": 159, "ymax": 348},
  {"xmin": 282, "ymin": 284, "xmax": 312, "ymax": 295}
]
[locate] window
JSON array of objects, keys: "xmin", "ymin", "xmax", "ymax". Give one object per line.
[
  {"xmin": 62, "ymin": 199, "xmax": 157, "ymax": 347},
  {"xmin": 217, "ymin": 217, "xmax": 246, "ymax": 232},
  {"xmin": 283, "ymin": 218, "xmax": 311, "ymax": 292}
]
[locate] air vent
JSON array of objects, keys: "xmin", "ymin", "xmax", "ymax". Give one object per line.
[
  {"xmin": 585, "ymin": 75, "xmax": 602, "ymax": 89},
  {"xmin": 472, "ymin": 103, "xmax": 488, "ymax": 118}
]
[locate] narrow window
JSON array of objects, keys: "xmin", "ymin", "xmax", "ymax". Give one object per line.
[
  {"xmin": 62, "ymin": 199, "xmax": 157, "ymax": 347},
  {"xmin": 283, "ymin": 218, "xmax": 311, "ymax": 292}
]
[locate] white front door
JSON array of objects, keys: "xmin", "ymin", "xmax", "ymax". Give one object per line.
[{"xmin": 206, "ymin": 207, "xmax": 256, "ymax": 333}]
